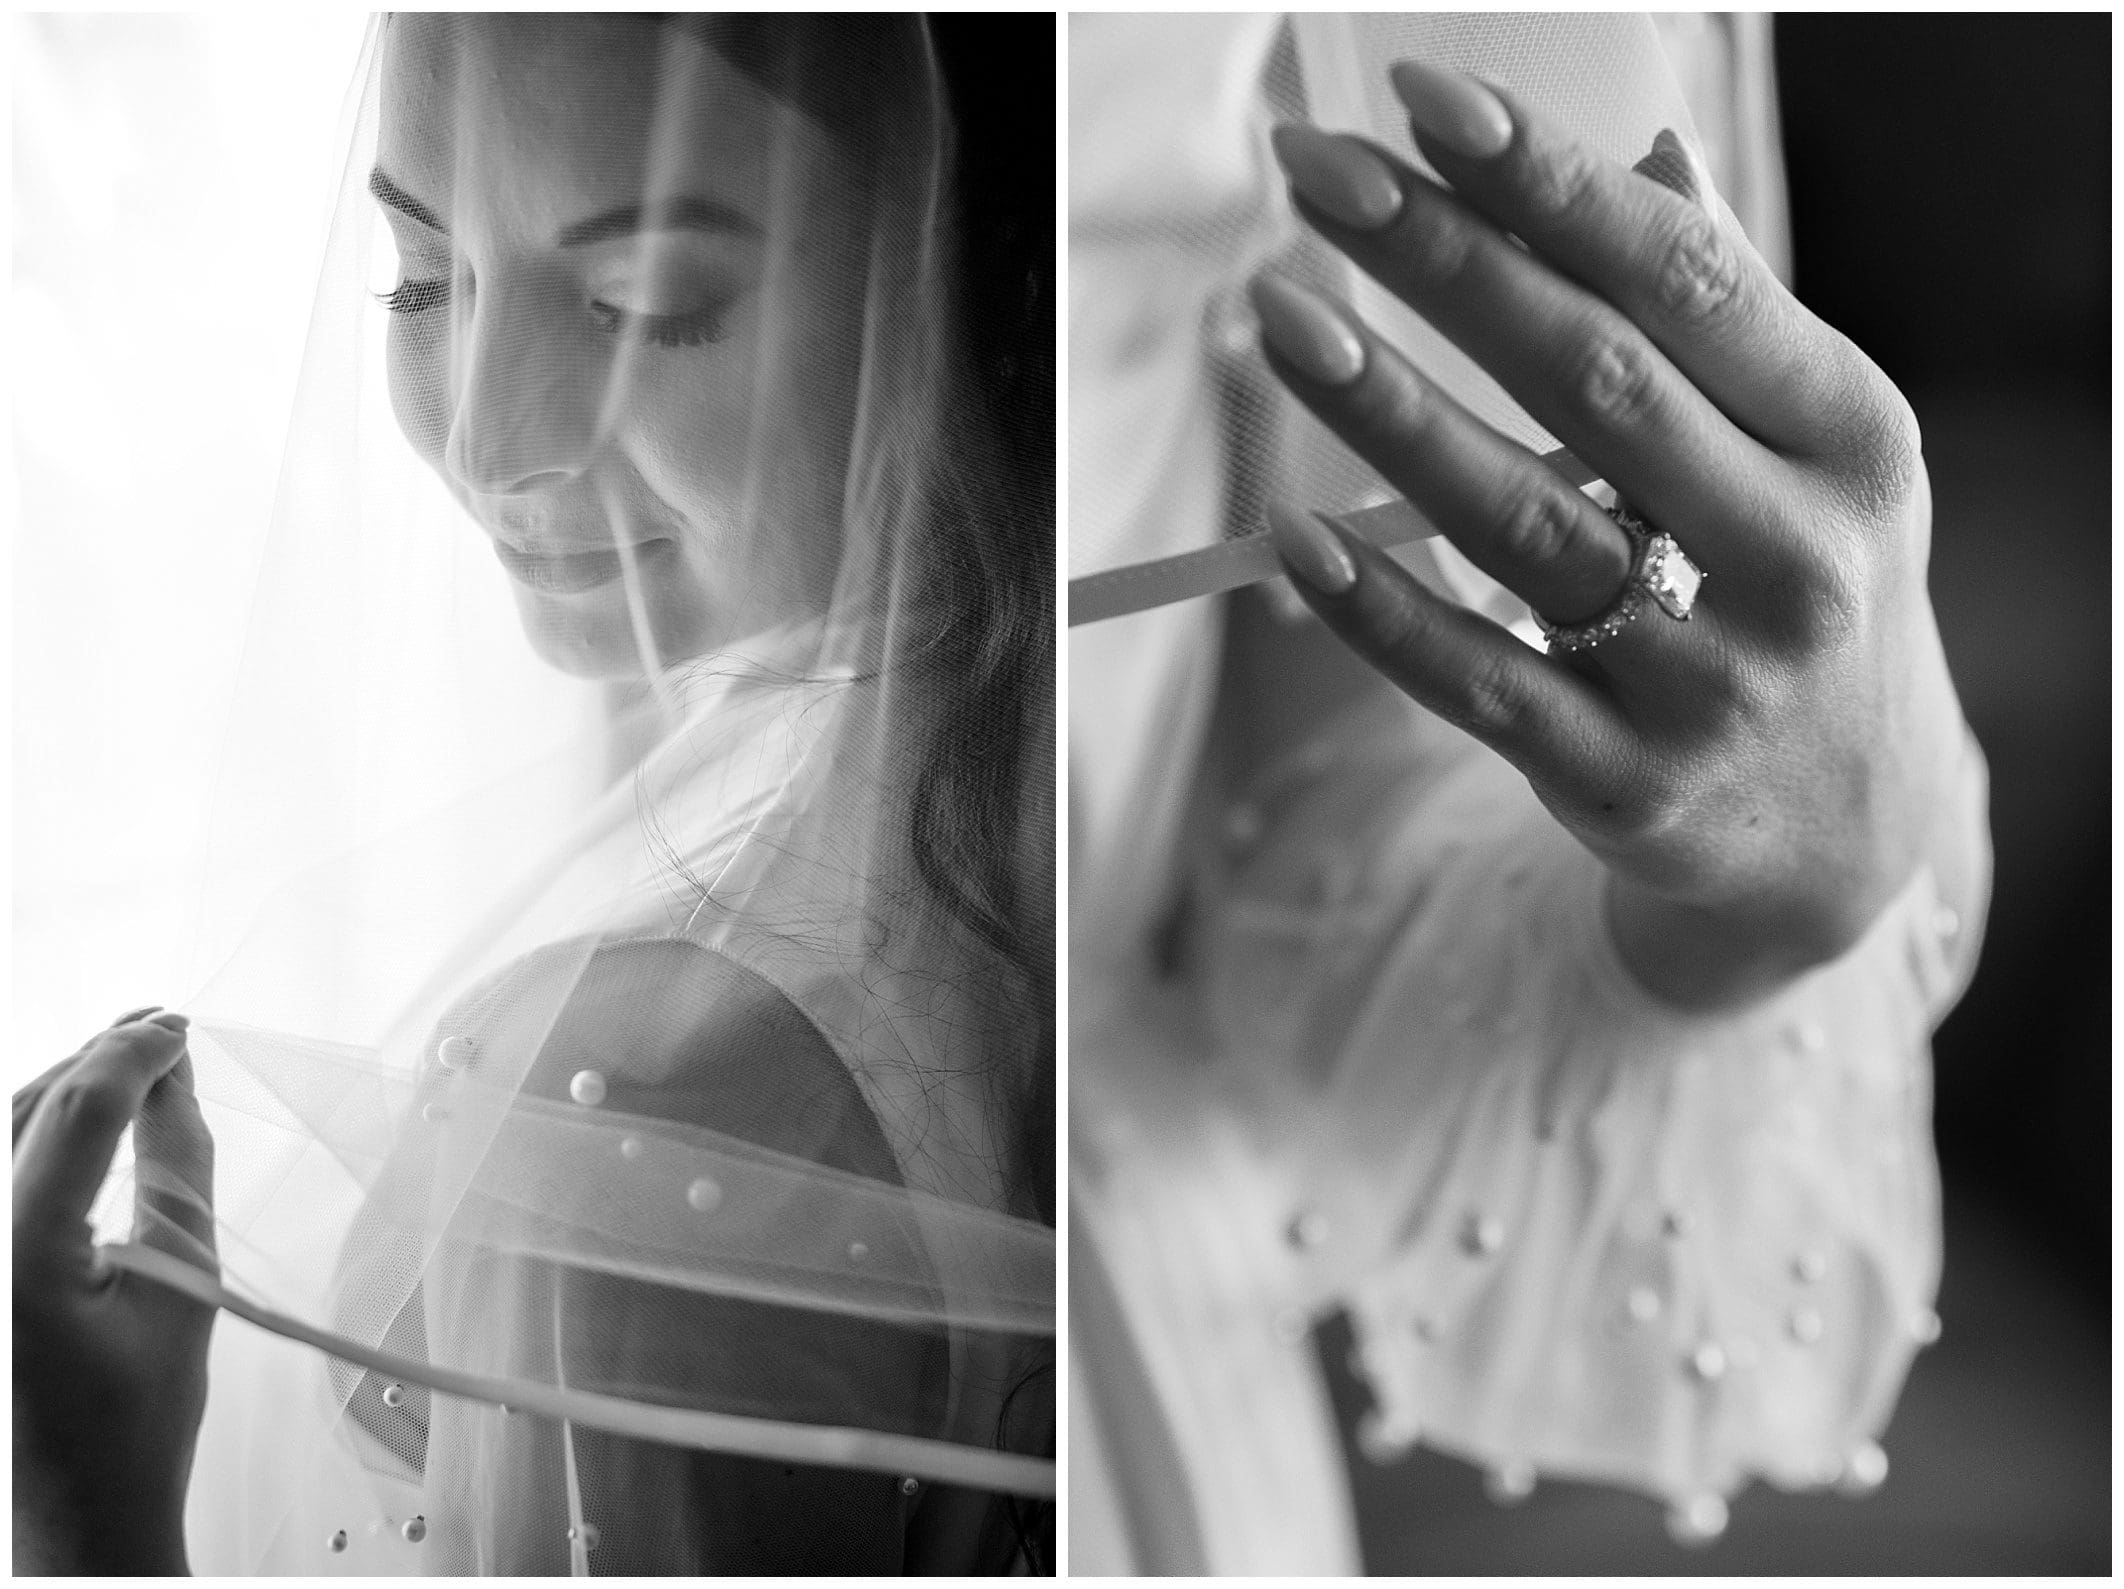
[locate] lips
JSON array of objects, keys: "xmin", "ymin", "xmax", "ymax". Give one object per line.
[{"xmin": 493, "ymin": 537, "xmax": 671, "ymax": 594}]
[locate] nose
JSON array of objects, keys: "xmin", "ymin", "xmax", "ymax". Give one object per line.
[{"xmin": 441, "ymin": 280, "xmax": 600, "ymax": 496}]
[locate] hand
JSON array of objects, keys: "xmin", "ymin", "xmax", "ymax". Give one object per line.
[
  {"xmin": 1252, "ymin": 63, "xmax": 1977, "ymax": 1007},
  {"xmin": 14, "ymin": 1009, "xmax": 217, "ymax": 1575}
]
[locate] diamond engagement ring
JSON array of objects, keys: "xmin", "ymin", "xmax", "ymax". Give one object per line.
[{"xmin": 1535, "ymin": 504, "xmax": 1705, "ymax": 654}]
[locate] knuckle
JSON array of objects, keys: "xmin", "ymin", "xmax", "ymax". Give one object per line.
[
  {"xmin": 1353, "ymin": 357, "xmax": 1434, "ymax": 452},
  {"xmin": 1390, "ymin": 202, "xmax": 1481, "ymax": 288},
  {"xmin": 47, "ymin": 1074, "xmax": 130, "ymax": 1134},
  {"xmin": 1653, "ymin": 213, "xmax": 1743, "ymax": 328},
  {"xmin": 1491, "ymin": 476, "xmax": 1580, "ymax": 569},
  {"xmin": 1826, "ymin": 355, "xmax": 1925, "ymax": 515},
  {"xmin": 1445, "ymin": 651, "xmax": 1534, "ymax": 741},
  {"xmin": 1569, "ymin": 327, "xmax": 1665, "ymax": 435},
  {"xmin": 1515, "ymin": 134, "xmax": 1603, "ymax": 227}
]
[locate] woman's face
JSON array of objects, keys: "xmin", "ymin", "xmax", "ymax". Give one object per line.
[{"xmin": 376, "ymin": 17, "xmax": 868, "ymax": 677}]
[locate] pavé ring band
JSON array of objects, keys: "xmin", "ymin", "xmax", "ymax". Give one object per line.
[{"xmin": 1535, "ymin": 503, "xmax": 1705, "ymax": 654}]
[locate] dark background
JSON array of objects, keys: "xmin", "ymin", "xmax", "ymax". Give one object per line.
[{"xmin": 1353, "ymin": 14, "xmax": 2110, "ymax": 1573}]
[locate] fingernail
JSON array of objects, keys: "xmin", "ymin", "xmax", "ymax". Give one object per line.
[
  {"xmin": 1270, "ymin": 124, "xmax": 1403, "ymax": 231},
  {"xmin": 1636, "ymin": 128, "xmax": 1710, "ymax": 210},
  {"xmin": 1265, "ymin": 499, "xmax": 1357, "ymax": 596},
  {"xmin": 147, "ymin": 1011, "xmax": 191, "ymax": 1032},
  {"xmin": 114, "ymin": 1005, "xmax": 163, "ymax": 1026},
  {"xmin": 1249, "ymin": 275, "xmax": 1366, "ymax": 387},
  {"xmin": 1389, "ymin": 61, "xmax": 1514, "ymax": 160}
]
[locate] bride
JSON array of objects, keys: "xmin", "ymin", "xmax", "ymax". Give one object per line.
[{"xmin": 15, "ymin": 14, "xmax": 1052, "ymax": 1576}]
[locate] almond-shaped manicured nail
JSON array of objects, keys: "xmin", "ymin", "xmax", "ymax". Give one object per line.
[
  {"xmin": 1270, "ymin": 124, "xmax": 1404, "ymax": 231},
  {"xmin": 1265, "ymin": 498, "xmax": 1357, "ymax": 596},
  {"xmin": 147, "ymin": 1011, "xmax": 191, "ymax": 1032},
  {"xmin": 1388, "ymin": 60, "xmax": 1514, "ymax": 160},
  {"xmin": 1249, "ymin": 275, "xmax": 1366, "ymax": 388},
  {"xmin": 1636, "ymin": 127, "xmax": 1712, "ymax": 212}
]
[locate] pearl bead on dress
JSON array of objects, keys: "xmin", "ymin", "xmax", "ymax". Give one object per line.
[
  {"xmin": 1839, "ymin": 1440, "xmax": 1889, "ymax": 1495},
  {"xmin": 402, "ymin": 1516, "xmax": 427, "ymax": 1544},
  {"xmin": 1483, "ymin": 1460, "xmax": 1536, "ymax": 1504},
  {"xmin": 568, "ymin": 1069, "xmax": 607, "ymax": 1107},
  {"xmin": 566, "ymin": 1522, "xmax": 600, "ymax": 1551},
  {"xmin": 327, "ymin": 1530, "xmax": 348, "ymax": 1554},
  {"xmin": 382, "ymin": 1382, "xmax": 406, "ymax": 1408},
  {"xmin": 436, "ymin": 1036, "xmax": 475, "ymax": 1072},
  {"xmin": 1460, "ymin": 1212, "xmax": 1504, "ymax": 1257},
  {"xmin": 685, "ymin": 1176, "xmax": 722, "ymax": 1213},
  {"xmin": 1665, "ymin": 1492, "xmax": 1729, "ymax": 1544}
]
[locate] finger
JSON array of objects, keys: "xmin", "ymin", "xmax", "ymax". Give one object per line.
[
  {"xmin": 1251, "ymin": 272, "xmax": 1638, "ymax": 627},
  {"xmin": 12, "ymin": 1010, "xmax": 180, "ymax": 1145},
  {"xmin": 13, "ymin": 1019, "xmax": 190, "ymax": 1246},
  {"xmin": 1268, "ymin": 126, "xmax": 1773, "ymax": 565},
  {"xmin": 1382, "ymin": 63, "xmax": 1912, "ymax": 465},
  {"xmin": 1264, "ymin": 498, "xmax": 1638, "ymax": 805},
  {"xmin": 14, "ymin": 1050, "xmax": 92, "ymax": 1145},
  {"xmin": 134, "ymin": 1052, "xmax": 218, "ymax": 1270}
]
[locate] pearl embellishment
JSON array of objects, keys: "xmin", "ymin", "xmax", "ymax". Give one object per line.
[
  {"xmin": 1688, "ymin": 1342, "xmax": 1728, "ymax": 1382},
  {"xmin": 567, "ymin": 1522, "xmax": 600, "ymax": 1550},
  {"xmin": 1626, "ymin": 1285, "xmax": 1663, "ymax": 1324},
  {"xmin": 327, "ymin": 1530, "xmax": 348, "ymax": 1553},
  {"xmin": 1460, "ymin": 1212, "xmax": 1504, "ymax": 1257},
  {"xmin": 619, "ymin": 1135, "xmax": 644, "ymax": 1160},
  {"xmin": 436, "ymin": 1036, "xmax": 475, "ymax": 1072},
  {"xmin": 1839, "ymin": 1440, "xmax": 1889, "ymax": 1495},
  {"xmin": 568, "ymin": 1069, "xmax": 607, "ymax": 1107},
  {"xmin": 1666, "ymin": 1492, "xmax": 1729, "ymax": 1545},
  {"xmin": 899, "ymin": 1476, "xmax": 921, "ymax": 1496},
  {"xmin": 1483, "ymin": 1460, "xmax": 1536, "ymax": 1504},
  {"xmin": 848, "ymin": 1241, "xmax": 870, "ymax": 1261},
  {"xmin": 1787, "ymin": 1307, "xmax": 1824, "ymax": 1346},
  {"xmin": 685, "ymin": 1177, "xmax": 723, "ymax": 1213},
  {"xmin": 382, "ymin": 1382, "xmax": 406, "ymax": 1408},
  {"xmin": 402, "ymin": 1516, "xmax": 426, "ymax": 1544}
]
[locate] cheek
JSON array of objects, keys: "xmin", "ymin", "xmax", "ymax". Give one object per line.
[{"xmin": 385, "ymin": 319, "xmax": 452, "ymax": 468}]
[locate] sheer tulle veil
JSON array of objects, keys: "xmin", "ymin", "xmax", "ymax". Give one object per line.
[{"xmin": 83, "ymin": 14, "xmax": 1054, "ymax": 1574}]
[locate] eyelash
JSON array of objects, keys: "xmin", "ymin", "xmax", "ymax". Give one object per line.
[{"xmin": 376, "ymin": 277, "xmax": 729, "ymax": 350}]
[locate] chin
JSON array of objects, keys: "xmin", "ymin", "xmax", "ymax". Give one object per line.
[{"xmin": 512, "ymin": 587, "xmax": 732, "ymax": 681}]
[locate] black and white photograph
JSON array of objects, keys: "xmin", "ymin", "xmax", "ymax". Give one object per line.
[
  {"xmin": 1067, "ymin": 11, "xmax": 2104, "ymax": 1576},
  {"xmin": 14, "ymin": 12, "xmax": 1054, "ymax": 1574},
  {"xmin": 13, "ymin": 6, "xmax": 2109, "ymax": 1582}
]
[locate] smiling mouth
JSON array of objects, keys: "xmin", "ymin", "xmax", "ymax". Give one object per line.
[{"xmin": 493, "ymin": 538, "xmax": 672, "ymax": 594}]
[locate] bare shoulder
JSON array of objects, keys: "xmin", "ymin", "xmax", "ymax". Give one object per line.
[{"xmin": 526, "ymin": 934, "xmax": 900, "ymax": 1183}]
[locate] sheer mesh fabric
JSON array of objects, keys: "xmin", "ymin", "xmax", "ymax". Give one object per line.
[{"xmin": 81, "ymin": 14, "xmax": 1053, "ymax": 1575}]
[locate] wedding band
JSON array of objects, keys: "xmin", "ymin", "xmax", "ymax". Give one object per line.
[{"xmin": 1535, "ymin": 504, "xmax": 1705, "ymax": 654}]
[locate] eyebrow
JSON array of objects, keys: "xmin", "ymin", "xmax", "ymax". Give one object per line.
[
  {"xmin": 556, "ymin": 198, "xmax": 762, "ymax": 248},
  {"xmin": 369, "ymin": 168, "xmax": 446, "ymax": 233},
  {"xmin": 369, "ymin": 169, "xmax": 760, "ymax": 249}
]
